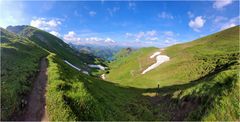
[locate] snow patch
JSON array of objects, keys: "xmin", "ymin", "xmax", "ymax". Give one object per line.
[
  {"xmin": 150, "ymin": 52, "xmax": 161, "ymax": 59},
  {"xmin": 82, "ymin": 71, "xmax": 89, "ymax": 75},
  {"xmin": 64, "ymin": 60, "xmax": 89, "ymax": 75},
  {"xmin": 64, "ymin": 60, "xmax": 81, "ymax": 71},
  {"xmin": 101, "ymin": 74, "xmax": 106, "ymax": 80},
  {"xmin": 142, "ymin": 50, "xmax": 170, "ymax": 74},
  {"xmin": 89, "ymin": 64, "xmax": 106, "ymax": 70}
]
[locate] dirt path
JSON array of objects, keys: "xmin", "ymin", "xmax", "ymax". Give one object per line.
[{"xmin": 24, "ymin": 58, "xmax": 49, "ymax": 121}]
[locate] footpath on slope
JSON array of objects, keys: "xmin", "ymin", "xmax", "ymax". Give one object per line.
[{"xmin": 23, "ymin": 58, "xmax": 49, "ymax": 121}]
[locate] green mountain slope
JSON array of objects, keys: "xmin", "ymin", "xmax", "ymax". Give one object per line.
[
  {"xmin": 1, "ymin": 28, "xmax": 48, "ymax": 120},
  {"xmin": 1, "ymin": 26, "xmax": 107, "ymax": 120},
  {"xmin": 45, "ymin": 24, "xmax": 239, "ymax": 120},
  {"xmin": 46, "ymin": 53, "xmax": 154, "ymax": 121},
  {"xmin": 113, "ymin": 47, "xmax": 134, "ymax": 59},
  {"xmin": 107, "ymin": 26, "xmax": 239, "ymax": 88},
  {"xmin": 7, "ymin": 26, "xmax": 102, "ymax": 70},
  {"xmin": 1, "ymin": 25, "xmax": 239, "ymax": 121},
  {"xmin": 105, "ymin": 26, "xmax": 239, "ymax": 120}
]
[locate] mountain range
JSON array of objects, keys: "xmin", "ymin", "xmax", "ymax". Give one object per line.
[{"xmin": 1, "ymin": 25, "xmax": 239, "ymax": 121}]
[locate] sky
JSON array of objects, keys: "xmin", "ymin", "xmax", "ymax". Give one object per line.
[{"xmin": 0, "ymin": 0, "xmax": 239, "ymax": 47}]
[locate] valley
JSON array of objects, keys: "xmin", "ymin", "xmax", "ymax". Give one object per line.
[
  {"xmin": 1, "ymin": 25, "xmax": 239, "ymax": 121},
  {"xmin": 1, "ymin": 1, "xmax": 240, "ymax": 121}
]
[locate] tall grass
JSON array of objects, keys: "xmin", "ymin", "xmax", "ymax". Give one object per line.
[
  {"xmin": 1, "ymin": 28, "xmax": 48, "ymax": 120},
  {"xmin": 46, "ymin": 53, "xmax": 156, "ymax": 120}
]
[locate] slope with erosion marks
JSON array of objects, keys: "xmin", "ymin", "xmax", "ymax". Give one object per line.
[
  {"xmin": 0, "ymin": 28, "xmax": 48, "ymax": 120},
  {"xmin": 7, "ymin": 25, "xmax": 105, "ymax": 72}
]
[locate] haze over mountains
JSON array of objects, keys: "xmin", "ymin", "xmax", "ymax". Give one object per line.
[{"xmin": 1, "ymin": 0, "xmax": 239, "ymax": 121}]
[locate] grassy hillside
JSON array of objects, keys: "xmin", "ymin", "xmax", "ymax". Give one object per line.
[
  {"xmin": 7, "ymin": 26, "xmax": 102, "ymax": 71},
  {"xmin": 107, "ymin": 47, "xmax": 159, "ymax": 86},
  {"xmin": 46, "ymin": 41, "xmax": 239, "ymax": 121},
  {"xmin": 1, "ymin": 25, "xmax": 239, "ymax": 121},
  {"xmin": 1, "ymin": 28, "xmax": 48, "ymax": 120},
  {"xmin": 1, "ymin": 26, "xmax": 106, "ymax": 120},
  {"xmin": 105, "ymin": 26, "xmax": 239, "ymax": 120},
  {"xmin": 107, "ymin": 26, "xmax": 239, "ymax": 88},
  {"xmin": 113, "ymin": 47, "xmax": 134, "ymax": 59},
  {"xmin": 46, "ymin": 53, "xmax": 155, "ymax": 120}
]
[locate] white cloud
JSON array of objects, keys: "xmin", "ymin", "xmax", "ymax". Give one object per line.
[
  {"xmin": 158, "ymin": 12, "xmax": 174, "ymax": 19},
  {"xmin": 164, "ymin": 38, "xmax": 179, "ymax": 45},
  {"xmin": 221, "ymin": 23, "xmax": 236, "ymax": 30},
  {"xmin": 189, "ymin": 16, "xmax": 206, "ymax": 32},
  {"xmin": 50, "ymin": 31, "xmax": 61, "ymax": 37},
  {"xmin": 135, "ymin": 32, "xmax": 145, "ymax": 39},
  {"xmin": 124, "ymin": 30, "xmax": 180, "ymax": 47},
  {"xmin": 63, "ymin": 31, "xmax": 116, "ymax": 45},
  {"xmin": 145, "ymin": 37, "xmax": 159, "ymax": 41},
  {"xmin": 220, "ymin": 16, "xmax": 239, "ymax": 30},
  {"xmin": 125, "ymin": 33, "xmax": 133, "ymax": 37},
  {"xmin": 213, "ymin": 0, "xmax": 233, "ymax": 9},
  {"xmin": 107, "ymin": 7, "xmax": 120, "ymax": 16},
  {"xmin": 89, "ymin": 11, "xmax": 96, "ymax": 17},
  {"xmin": 187, "ymin": 11, "xmax": 194, "ymax": 18},
  {"xmin": 146, "ymin": 30, "xmax": 157, "ymax": 36},
  {"xmin": 86, "ymin": 37, "xmax": 102, "ymax": 42},
  {"xmin": 214, "ymin": 16, "xmax": 228, "ymax": 23},
  {"xmin": 163, "ymin": 31, "xmax": 174, "ymax": 37},
  {"xmin": 164, "ymin": 39, "xmax": 170, "ymax": 44},
  {"xmin": 63, "ymin": 31, "xmax": 81, "ymax": 43},
  {"xmin": 30, "ymin": 18, "xmax": 61, "ymax": 31},
  {"xmin": 125, "ymin": 30, "xmax": 158, "ymax": 41},
  {"xmin": 105, "ymin": 38, "xmax": 115, "ymax": 43},
  {"xmin": 128, "ymin": 2, "xmax": 136, "ymax": 10}
]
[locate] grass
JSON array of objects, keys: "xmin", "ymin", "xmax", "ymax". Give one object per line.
[
  {"xmin": 1, "ymin": 26, "xmax": 239, "ymax": 121},
  {"xmin": 10, "ymin": 25, "xmax": 104, "ymax": 72},
  {"xmin": 107, "ymin": 26, "xmax": 239, "ymax": 89},
  {"xmin": 0, "ymin": 28, "xmax": 48, "ymax": 120},
  {"xmin": 105, "ymin": 26, "xmax": 240, "ymax": 120},
  {"xmin": 45, "ymin": 50, "xmax": 239, "ymax": 121},
  {"xmin": 46, "ymin": 53, "xmax": 155, "ymax": 120}
]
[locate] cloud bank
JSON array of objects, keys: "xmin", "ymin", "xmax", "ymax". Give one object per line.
[
  {"xmin": 30, "ymin": 18, "xmax": 61, "ymax": 31},
  {"xmin": 63, "ymin": 31, "xmax": 116, "ymax": 45}
]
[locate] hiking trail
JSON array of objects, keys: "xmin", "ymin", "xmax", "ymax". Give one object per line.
[{"xmin": 24, "ymin": 58, "xmax": 49, "ymax": 121}]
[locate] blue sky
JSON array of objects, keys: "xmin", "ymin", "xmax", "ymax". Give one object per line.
[{"xmin": 0, "ymin": 0, "xmax": 239, "ymax": 47}]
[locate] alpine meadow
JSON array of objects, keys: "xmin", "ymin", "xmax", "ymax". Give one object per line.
[{"xmin": 0, "ymin": 1, "xmax": 239, "ymax": 121}]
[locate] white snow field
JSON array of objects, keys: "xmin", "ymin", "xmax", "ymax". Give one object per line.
[{"xmin": 141, "ymin": 51, "xmax": 170, "ymax": 74}]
